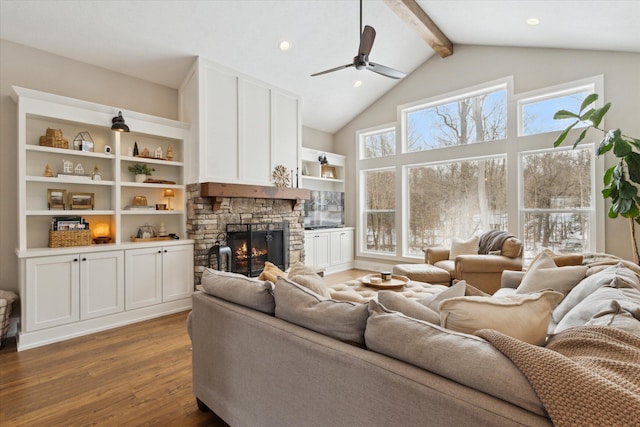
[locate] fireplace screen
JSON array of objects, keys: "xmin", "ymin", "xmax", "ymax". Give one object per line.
[{"xmin": 226, "ymin": 222, "xmax": 289, "ymax": 277}]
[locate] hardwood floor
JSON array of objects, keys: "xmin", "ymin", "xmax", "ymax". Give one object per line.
[{"xmin": 0, "ymin": 269, "xmax": 371, "ymax": 426}]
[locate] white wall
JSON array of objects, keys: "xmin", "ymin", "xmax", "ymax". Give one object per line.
[
  {"xmin": 334, "ymin": 45, "xmax": 640, "ymax": 262},
  {"xmin": 302, "ymin": 126, "xmax": 334, "ymax": 152},
  {"xmin": 0, "ymin": 40, "xmax": 179, "ymax": 293}
]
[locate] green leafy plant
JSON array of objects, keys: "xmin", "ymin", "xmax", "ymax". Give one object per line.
[
  {"xmin": 553, "ymin": 93, "xmax": 640, "ymax": 263},
  {"xmin": 127, "ymin": 163, "xmax": 155, "ymax": 176}
]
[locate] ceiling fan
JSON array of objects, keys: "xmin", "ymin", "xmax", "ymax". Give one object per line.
[{"xmin": 311, "ymin": 0, "xmax": 406, "ymax": 80}]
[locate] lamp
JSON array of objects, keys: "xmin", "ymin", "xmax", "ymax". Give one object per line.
[
  {"xmin": 111, "ymin": 111, "xmax": 130, "ymax": 132},
  {"xmin": 163, "ymin": 188, "xmax": 175, "ymax": 210},
  {"xmin": 93, "ymin": 221, "xmax": 111, "ymax": 244}
]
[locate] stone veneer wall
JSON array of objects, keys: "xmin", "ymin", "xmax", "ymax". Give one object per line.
[{"xmin": 187, "ymin": 183, "xmax": 306, "ymax": 286}]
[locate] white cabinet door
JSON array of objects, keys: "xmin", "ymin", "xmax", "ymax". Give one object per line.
[
  {"xmin": 125, "ymin": 247, "xmax": 162, "ymax": 310},
  {"xmin": 330, "ymin": 229, "xmax": 354, "ymax": 265},
  {"xmin": 80, "ymin": 250, "xmax": 124, "ymax": 320},
  {"xmin": 162, "ymin": 244, "xmax": 194, "ymax": 302},
  {"xmin": 25, "ymin": 254, "xmax": 80, "ymax": 331},
  {"xmin": 306, "ymin": 232, "xmax": 330, "ymax": 269}
]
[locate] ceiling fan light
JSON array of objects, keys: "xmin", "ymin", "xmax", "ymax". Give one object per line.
[
  {"xmin": 354, "ymin": 80, "xmax": 363, "ymax": 88},
  {"xmin": 526, "ymin": 17, "xmax": 540, "ymax": 25}
]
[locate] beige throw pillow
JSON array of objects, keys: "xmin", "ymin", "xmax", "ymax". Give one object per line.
[
  {"xmin": 516, "ymin": 264, "xmax": 587, "ymax": 295},
  {"xmin": 273, "ymin": 277, "xmax": 368, "ymax": 345},
  {"xmin": 439, "ymin": 291, "xmax": 564, "ymax": 345},
  {"xmin": 287, "ymin": 261, "xmax": 332, "ymax": 298},
  {"xmin": 377, "ymin": 291, "xmax": 440, "ymax": 324},
  {"xmin": 449, "ymin": 236, "xmax": 479, "ymax": 260}
]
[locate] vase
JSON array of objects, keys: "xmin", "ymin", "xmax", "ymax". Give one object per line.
[{"xmin": 135, "ymin": 174, "xmax": 147, "ymax": 183}]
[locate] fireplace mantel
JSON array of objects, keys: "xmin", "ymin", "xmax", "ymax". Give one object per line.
[{"xmin": 200, "ymin": 182, "xmax": 310, "ymax": 209}]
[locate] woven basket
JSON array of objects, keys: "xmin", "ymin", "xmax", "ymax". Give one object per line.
[
  {"xmin": 39, "ymin": 128, "xmax": 69, "ymax": 149},
  {"xmin": 48, "ymin": 229, "xmax": 92, "ymax": 248},
  {"xmin": 0, "ymin": 299, "xmax": 11, "ymax": 348}
]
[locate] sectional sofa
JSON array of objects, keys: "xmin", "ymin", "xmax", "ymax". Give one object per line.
[{"xmin": 188, "ymin": 254, "xmax": 640, "ymax": 426}]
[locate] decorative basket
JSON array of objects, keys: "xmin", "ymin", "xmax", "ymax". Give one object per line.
[
  {"xmin": 48, "ymin": 229, "xmax": 92, "ymax": 248},
  {"xmin": 39, "ymin": 128, "xmax": 69, "ymax": 149}
]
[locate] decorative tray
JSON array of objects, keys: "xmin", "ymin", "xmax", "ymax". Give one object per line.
[
  {"xmin": 130, "ymin": 236, "xmax": 173, "ymax": 242},
  {"xmin": 360, "ymin": 274, "xmax": 409, "ymax": 289}
]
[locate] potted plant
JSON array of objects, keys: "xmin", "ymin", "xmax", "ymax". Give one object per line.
[
  {"xmin": 128, "ymin": 164, "xmax": 155, "ymax": 183},
  {"xmin": 553, "ymin": 93, "xmax": 640, "ymax": 263}
]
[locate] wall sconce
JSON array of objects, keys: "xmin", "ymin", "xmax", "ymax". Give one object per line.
[
  {"xmin": 318, "ymin": 154, "xmax": 328, "ymax": 165},
  {"xmin": 163, "ymin": 188, "xmax": 175, "ymax": 210},
  {"xmin": 93, "ymin": 221, "xmax": 111, "ymax": 244},
  {"xmin": 111, "ymin": 111, "xmax": 130, "ymax": 132}
]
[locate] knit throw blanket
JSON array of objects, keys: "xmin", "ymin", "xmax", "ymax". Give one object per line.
[
  {"xmin": 476, "ymin": 326, "xmax": 640, "ymax": 427},
  {"xmin": 478, "ymin": 230, "xmax": 514, "ymax": 255}
]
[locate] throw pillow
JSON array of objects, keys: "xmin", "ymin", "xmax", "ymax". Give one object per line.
[
  {"xmin": 377, "ymin": 291, "xmax": 440, "ymax": 324},
  {"xmin": 500, "ymin": 237, "xmax": 523, "ymax": 258},
  {"xmin": 449, "ymin": 236, "xmax": 479, "ymax": 260},
  {"xmin": 364, "ymin": 300, "xmax": 545, "ymax": 416},
  {"xmin": 439, "ymin": 290, "xmax": 564, "ymax": 345},
  {"xmin": 273, "ymin": 277, "xmax": 368, "ymax": 345},
  {"xmin": 201, "ymin": 268, "xmax": 275, "ymax": 314},
  {"xmin": 552, "ymin": 263, "xmax": 640, "ymax": 323},
  {"xmin": 516, "ymin": 265, "xmax": 587, "ymax": 295},
  {"xmin": 420, "ymin": 280, "xmax": 467, "ymax": 312},
  {"xmin": 287, "ymin": 262, "xmax": 332, "ymax": 298},
  {"xmin": 258, "ymin": 261, "xmax": 287, "ymax": 283}
]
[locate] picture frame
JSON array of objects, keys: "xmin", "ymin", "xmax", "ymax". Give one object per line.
[
  {"xmin": 47, "ymin": 189, "xmax": 66, "ymax": 210},
  {"xmin": 69, "ymin": 192, "xmax": 94, "ymax": 210},
  {"xmin": 321, "ymin": 165, "xmax": 336, "ymax": 179}
]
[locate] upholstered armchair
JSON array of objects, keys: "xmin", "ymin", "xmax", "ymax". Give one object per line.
[{"xmin": 425, "ymin": 231, "xmax": 523, "ymax": 294}]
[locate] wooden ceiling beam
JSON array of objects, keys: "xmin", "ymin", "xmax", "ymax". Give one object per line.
[{"xmin": 384, "ymin": 0, "xmax": 453, "ymax": 58}]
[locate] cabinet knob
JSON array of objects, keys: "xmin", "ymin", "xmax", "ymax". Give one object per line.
[
  {"xmin": 82, "ymin": 258, "xmax": 87, "ymax": 261},
  {"xmin": 73, "ymin": 258, "xmax": 79, "ymax": 262},
  {"xmin": 158, "ymin": 250, "xmax": 162, "ymax": 254},
  {"xmin": 164, "ymin": 250, "xmax": 168, "ymax": 253}
]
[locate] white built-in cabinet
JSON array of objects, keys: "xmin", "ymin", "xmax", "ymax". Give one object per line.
[
  {"xmin": 304, "ymin": 228, "xmax": 354, "ymax": 274},
  {"xmin": 12, "ymin": 86, "xmax": 195, "ymax": 351},
  {"xmin": 179, "ymin": 57, "xmax": 301, "ymax": 186}
]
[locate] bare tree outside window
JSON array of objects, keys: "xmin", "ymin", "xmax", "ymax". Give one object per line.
[{"xmin": 364, "ymin": 169, "xmax": 395, "ymax": 252}]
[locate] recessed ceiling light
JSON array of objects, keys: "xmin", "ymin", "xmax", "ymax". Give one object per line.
[
  {"xmin": 279, "ymin": 40, "xmax": 291, "ymax": 51},
  {"xmin": 526, "ymin": 17, "xmax": 540, "ymax": 25},
  {"xmin": 354, "ymin": 80, "xmax": 362, "ymax": 88}
]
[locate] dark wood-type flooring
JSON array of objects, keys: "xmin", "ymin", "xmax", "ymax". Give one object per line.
[{"xmin": 0, "ymin": 269, "xmax": 369, "ymax": 426}]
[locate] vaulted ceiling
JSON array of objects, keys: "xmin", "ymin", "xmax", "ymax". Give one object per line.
[{"xmin": 1, "ymin": 0, "xmax": 638, "ymax": 133}]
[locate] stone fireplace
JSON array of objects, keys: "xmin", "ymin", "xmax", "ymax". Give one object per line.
[{"xmin": 187, "ymin": 182, "xmax": 309, "ymax": 286}]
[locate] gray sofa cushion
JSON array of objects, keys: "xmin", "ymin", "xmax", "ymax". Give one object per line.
[
  {"xmin": 274, "ymin": 277, "xmax": 369, "ymax": 345},
  {"xmin": 201, "ymin": 268, "xmax": 275, "ymax": 314},
  {"xmin": 377, "ymin": 291, "xmax": 440, "ymax": 324},
  {"xmin": 365, "ymin": 300, "xmax": 546, "ymax": 416},
  {"xmin": 585, "ymin": 300, "xmax": 640, "ymax": 337},
  {"xmin": 552, "ymin": 263, "xmax": 640, "ymax": 323},
  {"xmin": 554, "ymin": 285, "xmax": 640, "ymax": 333}
]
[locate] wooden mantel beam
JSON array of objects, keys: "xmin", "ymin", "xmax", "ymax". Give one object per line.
[
  {"xmin": 201, "ymin": 182, "xmax": 310, "ymax": 210},
  {"xmin": 384, "ymin": 0, "xmax": 453, "ymax": 58}
]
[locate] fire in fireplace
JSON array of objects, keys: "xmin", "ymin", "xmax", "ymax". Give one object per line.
[{"xmin": 226, "ymin": 222, "xmax": 289, "ymax": 277}]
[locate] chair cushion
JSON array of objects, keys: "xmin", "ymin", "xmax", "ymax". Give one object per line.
[
  {"xmin": 392, "ymin": 264, "xmax": 451, "ymax": 284},
  {"xmin": 449, "ymin": 236, "xmax": 479, "ymax": 260}
]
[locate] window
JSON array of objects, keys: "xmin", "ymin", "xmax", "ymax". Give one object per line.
[
  {"xmin": 362, "ymin": 168, "xmax": 396, "ymax": 253},
  {"xmin": 406, "ymin": 157, "xmax": 507, "ymax": 255},
  {"xmin": 520, "ymin": 146, "xmax": 594, "ymax": 261},
  {"xmin": 360, "ymin": 127, "xmax": 396, "ymax": 159},
  {"xmin": 404, "ymin": 87, "xmax": 507, "ymax": 152},
  {"xmin": 519, "ymin": 88, "xmax": 593, "ymax": 136}
]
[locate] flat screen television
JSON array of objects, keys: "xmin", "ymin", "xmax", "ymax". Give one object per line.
[{"xmin": 304, "ymin": 191, "xmax": 345, "ymax": 229}]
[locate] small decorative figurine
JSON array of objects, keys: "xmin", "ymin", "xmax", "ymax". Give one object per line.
[
  {"xmin": 133, "ymin": 141, "xmax": 139, "ymax": 156},
  {"xmin": 62, "ymin": 159, "xmax": 74, "ymax": 174},
  {"xmin": 166, "ymin": 145, "xmax": 174, "ymax": 161},
  {"xmin": 44, "ymin": 164, "xmax": 53, "ymax": 177},
  {"xmin": 154, "ymin": 146, "xmax": 163, "ymax": 159},
  {"xmin": 74, "ymin": 163, "xmax": 84, "ymax": 175},
  {"xmin": 141, "ymin": 147, "xmax": 150, "ymax": 157},
  {"xmin": 91, "ymin": 165, "xmax": 102, "ymax": 181}
]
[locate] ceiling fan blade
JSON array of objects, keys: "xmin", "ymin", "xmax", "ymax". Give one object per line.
[
  {"xmin": 310, "ymin": 63, "xmax": 354, "ymax": 77},
  {"xmin": 358, "ymin": 25, "xmax": 376, "ymax": 56},
  {"xmin": 366, "ymin": 62, "xmax": 406, "ymax": 79}
]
